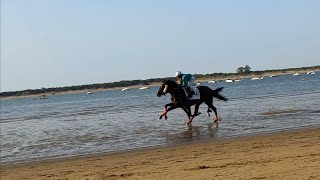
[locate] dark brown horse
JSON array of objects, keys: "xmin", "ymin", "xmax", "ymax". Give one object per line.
[{"xmin": 157, "ymin": 80, "xmax": 227, "ymax": 126}]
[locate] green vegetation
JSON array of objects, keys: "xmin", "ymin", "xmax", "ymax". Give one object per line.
[
  {"xmin": 1, "ymin": 65, "xmax": 319, "ymax": 98},
  {"xmin": 237, "ymin": 65, "xmax": 251, "ymax": 74}
]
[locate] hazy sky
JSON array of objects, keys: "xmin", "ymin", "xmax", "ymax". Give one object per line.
[{"xmin": 1, "ymin": 0, "xmax": 319, "ymax": 92}]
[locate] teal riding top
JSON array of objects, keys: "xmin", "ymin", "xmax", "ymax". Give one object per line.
[{"xmin": 181, "ymin": 74, "xmax": 193, "ymax": 87}]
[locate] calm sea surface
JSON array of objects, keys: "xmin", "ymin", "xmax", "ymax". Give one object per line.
[{"xmin": 1, "ymin": 73, "xmax": 320, "ymax": 164}]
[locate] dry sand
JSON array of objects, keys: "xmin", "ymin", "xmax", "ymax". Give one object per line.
[{"xmin": 1, "ymin": 128, "xmax": 319, "ymax": 180}]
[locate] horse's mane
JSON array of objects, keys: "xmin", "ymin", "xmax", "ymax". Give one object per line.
[
  {"xmin": 163, "ymin": 79, "xmax": 188, "ymax": 102},
  {"xmin": 164, "ymin": 80, "xmax": 185, "ymax": 95},
  {"xmin": 164, "ymin": 79, "xmax": 178, "ymax": 86}
]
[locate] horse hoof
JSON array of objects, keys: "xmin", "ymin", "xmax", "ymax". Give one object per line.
[
  {"xmin": 159, "ymin": 116, "xmax": 162, "ymax": 120},
  {"xmin": 165, "ymin": 115, "xmax": 168, "ymax": 120},
  {"xmin": 186, "ymin": 122, "xmax": 191, "ymax": 126}
]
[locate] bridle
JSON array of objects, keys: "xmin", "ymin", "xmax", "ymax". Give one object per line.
[{"xmin": 162, "ymin": 83, "xmax": 169, "ymax": 94}]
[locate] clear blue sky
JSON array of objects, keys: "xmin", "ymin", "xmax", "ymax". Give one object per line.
[{"xmin": 1, "ymin": 0, "xmax": 319, "ymax": 92}]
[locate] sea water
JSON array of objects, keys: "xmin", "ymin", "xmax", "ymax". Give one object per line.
[{"xmin": 1, "ymin": 73, "xmax": 320, "ymax": 164}]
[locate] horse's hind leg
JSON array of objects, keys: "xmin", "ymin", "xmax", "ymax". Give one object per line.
[
  {"xmin": 206, "ymin": 102, "xmax": 219, "ymax": 122},
  {"xmin": 193, "ymin": 103, "xmax": 201, "ymax": 117},
  {"xmin": 207, "ymin": 107, "xmax": 212, "ymax": 117}
]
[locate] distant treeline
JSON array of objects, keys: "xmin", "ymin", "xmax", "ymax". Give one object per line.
[{"xmin": 1, "ymin": 65, "xmax": 319, "ymax": 98}]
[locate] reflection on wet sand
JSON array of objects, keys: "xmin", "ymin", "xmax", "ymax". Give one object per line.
[
  {"xmin": 165, "ymin": 123, "xmax": 219, "ymax": 144},
  {"xmin": 261, "ymin": 109, "xmax": 305, "ymax": 116}
]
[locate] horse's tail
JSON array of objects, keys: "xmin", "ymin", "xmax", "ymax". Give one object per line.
[{"xmin": 211, "ymin": 87, "xmax": 228, "ymax": 101}]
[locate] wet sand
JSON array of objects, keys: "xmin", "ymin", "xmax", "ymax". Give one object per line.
[{"xmin": 1, "ymin": 128, "xmax": 319, "ymax": 180}]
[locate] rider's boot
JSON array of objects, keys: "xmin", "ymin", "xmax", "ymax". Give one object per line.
[
  {"xmin": 185, "ymin": 87, "xmax": 192, "ymax": 107},
  {"xmin": 186, "ymin": 87, "xmax": 192, "ymax": 98}
]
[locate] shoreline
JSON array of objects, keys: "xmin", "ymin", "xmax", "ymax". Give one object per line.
[
  {"xmin": 1, "ymin": 69, "xmax": 319, "ymax": 100},
  {"xmin": 1, "ymin": 125, "xmax": 319, "ymax": 166},
  {"xmin": 1, "ymin": 127, "xmax": 319, "ymax": 179}
]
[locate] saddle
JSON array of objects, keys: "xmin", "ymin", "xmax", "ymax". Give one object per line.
[{"xmin": 185, "ymin": 87, "xmax": 200, "ymax": 100}]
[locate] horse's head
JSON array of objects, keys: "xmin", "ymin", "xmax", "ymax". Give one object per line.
[{"xmin": 157, "ymin": 80, "xmax": 178, "ymax": 97}]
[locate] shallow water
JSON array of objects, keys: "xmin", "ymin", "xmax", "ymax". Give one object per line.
[{"xmin": 1, "ymin": 73, "xmax": 320, "ymax": 164}]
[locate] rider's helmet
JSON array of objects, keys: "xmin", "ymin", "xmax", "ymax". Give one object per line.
[{"xmin": 175, "ymin": 71, "xmax": 182, "ymax": 77}]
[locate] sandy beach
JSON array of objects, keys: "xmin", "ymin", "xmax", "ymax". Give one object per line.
[{"xmin": 1, "ymin": 128, "xmax": 319, "ymax": 180}]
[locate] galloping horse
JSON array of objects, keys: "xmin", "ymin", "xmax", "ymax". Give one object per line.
[{"xmin": 157, "ymin": 80, "xmax": 228, "ymax": 125}]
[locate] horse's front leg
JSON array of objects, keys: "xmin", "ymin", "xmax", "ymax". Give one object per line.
[{"xmin": 159, "ymin": 103, "xmax": 174, "ymax": 120}]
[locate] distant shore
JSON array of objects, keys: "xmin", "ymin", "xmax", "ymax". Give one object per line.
[
  {"xmin": 1, "ymin": 127, "xmax": 319, "ymax": 179},
  {"xmin": 1, "ymin": 68, "xmax": 319, "ymax": 100},
  {"xmin": 197, "ymin": 69, "xmax": 319, "ymax": 81}
]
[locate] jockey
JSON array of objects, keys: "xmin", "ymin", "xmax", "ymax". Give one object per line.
[{"xmin": 175, "ymin": 71, "xmax": 196, "ymax": 98}]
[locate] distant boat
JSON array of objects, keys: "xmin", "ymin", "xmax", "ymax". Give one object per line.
[
  {"xmin": 208, "ymin": 80, "xmax": 215, "ymax": 83},
  {"xmin": 234, "ymin": 79, "xmax": 241, "ymax": 82},
  {"xmin": 293, "ymin": 73, "xmax": 301, "ymax": 76},
  {"xmin": 269, "ymin": 75, "xmax": 277, "ymax": 77},
  {"xmin": 251, "ymin": 77, "xmax": 261, "ymax": 80},
  {"xmin": 139, "ymin": 87, "xmax": 150, "ymax": 90},
  {"xmin": 121, "ymin": 88, "xmax": 130, "ymax": 91},
  {"xmin": 225, "ymin": 79, "xmax": 233, "ymax": 83},
  {"xmin": 196, "ymin": 82, "xmax": 201, "ymax": 85},
  {"xmin": 40, "ymin": 95, "xmax": 48, "ymax": 99},
  {"xmin": 87, "ymin": 92, "xmax": 92, "ymax": 94},
  {"xmin": 307, "ymin": 71, "xmax": 315, "ymax": 75}
]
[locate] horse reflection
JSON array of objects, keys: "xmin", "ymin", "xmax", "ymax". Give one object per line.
[{"xmin": 164, "ymin": 123, "xmax": 218, "ymax": 144}]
